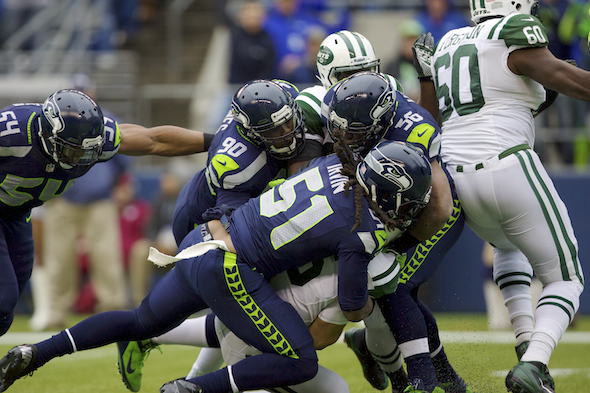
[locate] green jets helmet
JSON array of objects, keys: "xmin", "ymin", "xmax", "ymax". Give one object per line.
[
  {"xmin": 316, "ymin": 30, "xmax": 380, "ymax": 89},
  {"xmin": 470, "ymin": 0, "xmax": 539, "ymax": 24}
]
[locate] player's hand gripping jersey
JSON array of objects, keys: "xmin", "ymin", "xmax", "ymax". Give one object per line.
[
  {"xmin": 0, "ymin": 103, "xmax": 119, "ymax": 219},
  {"xmin": 431, "ymin": 14, "xmax": 548, "ymax": 165}
]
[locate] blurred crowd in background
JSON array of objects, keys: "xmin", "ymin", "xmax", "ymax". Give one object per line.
[{"xmin": 3, "ymin": 0, "xmax": 590, "ymax": 327}]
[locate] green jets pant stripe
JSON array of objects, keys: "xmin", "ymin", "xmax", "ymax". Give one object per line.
[
  {"xmin": 399, "ymin": 198, "xmax": 461, "ymax": 284},
  {"xmin": 515, "ymin": 150, "xmax": 583, "ymax": 284},
  {"xmin": 223, "ymin": 252, "xmax": 298, "ymax": 358}
]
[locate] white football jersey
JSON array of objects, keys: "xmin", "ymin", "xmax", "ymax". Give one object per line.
[{"xmin": 432, "ymin": 14, "xmax": 548, "ymax": 165}]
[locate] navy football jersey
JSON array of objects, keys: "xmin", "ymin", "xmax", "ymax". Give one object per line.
[
  {"xmin": 0, "ymin": 103, "xmax": 120, "ymax": 219},
  {"xmin": 229, "ymin": 153, "xmax": 391, "ymax": 311},
  {"xmin": 181, "ymin": 111, "xmax": 287, "ymax": 226}
]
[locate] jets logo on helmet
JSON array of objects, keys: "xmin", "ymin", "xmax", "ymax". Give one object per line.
[{"xmin": 317, "ymin": 46, "xmax": 334, "ymax": 66}]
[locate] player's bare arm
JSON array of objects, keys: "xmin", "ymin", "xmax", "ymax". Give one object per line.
[
  {"xmin": 308, "ymin": 319, "xmax": 345, "ymax": 350},
  {"xmin": 118, "ymin": 123, "xmax": 209, "ymax": 156},
  {"xmin": 417, "ymin": 81, "xmax": 440, "ymax": 122},
  {"xmin": 508, "ymin": 47, "xmax": 590, "ymax": 101},
  {"xmin": 407, "ymin": 159, "xmax": 452, "ymax": 242}
]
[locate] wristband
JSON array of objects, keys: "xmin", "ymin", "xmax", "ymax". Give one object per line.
[
  {"xmin": 203, "ymin": 132, "xmax": 214, "ymax": 151},
  {"xmin": 390, "ymin": 232, "xmax": 421, "ymax": 254}
]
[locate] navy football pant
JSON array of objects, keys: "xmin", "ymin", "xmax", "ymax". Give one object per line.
[
  {"xmin": 0, "ymin": 213, "xmax": 34, "ymax": 336},
  {"xmin": 36, "ymin": 235, "xmax": 317, "ymax": 392}
]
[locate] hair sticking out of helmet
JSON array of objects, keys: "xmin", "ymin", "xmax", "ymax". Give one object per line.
[
  {"xmin": 327, "ymin": 71, "xmax": 397, "ymax": 156},
  {"xmin": 39, "ymin": 89, "xmax": 105, "ymax": 170},
  {"xmin": 356, "ymin": 141, "xmax": 432, "ymax": 223},
  {"xmin": 231, "ymin": 79, "xmax": 305, "ymax": 160},
  {"xmin": 316, "ymin": 30, "xmax": 380, "ymax": 89},
  {"xmin": 470, "ymin": 0, "xmax": 539, "ymax": 24}
]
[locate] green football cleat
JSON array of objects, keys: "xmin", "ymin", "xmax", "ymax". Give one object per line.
[
  {"xmin": 506, "ymin": 361, "xmax": 555, "ymax": 393},
  {"xmin": 515, "ymin": 341, "xmax": 529, "ymax": 362},
  {"xmin": 440, "ymin": 375, "xmax": 474, "ymax": 393},
  {"xmin": 117, "ymin": 339, "xmax": 161, "ymax": 392},
  {"xmin": 344, "ymin": 328, "xmax": 389, "ymax": 390},
  {"xmin": 403, "ymin": 378, "xmax": 445, "ymax": 393}
]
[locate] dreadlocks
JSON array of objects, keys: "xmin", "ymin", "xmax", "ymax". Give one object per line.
[{"xmin": 332, "ymin": 129, "xmax": 403, "ymax": 232}]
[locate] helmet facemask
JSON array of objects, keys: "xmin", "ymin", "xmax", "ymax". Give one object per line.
[{"xmin": 249, "ymin": 104, "xmax": 306, "ymax": 160}]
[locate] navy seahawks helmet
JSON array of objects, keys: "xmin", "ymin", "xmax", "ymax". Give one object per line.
[
  {"xmin": 231, "ymin": 80, "xmax": 305, "ymax": 160},
  {"xmin": 357, "ymin": 140, "xmax": 432, "ymax": 222},
  {"xmin": 39, "ymin": 89, "xmax": 105, "ymax": 169},
  {"xmin": 328, "ymin": 71, "xmax": 397, "ymax": 155}
]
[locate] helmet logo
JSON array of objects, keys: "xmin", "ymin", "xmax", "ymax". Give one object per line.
[
  {"xmin": 370, "ymin": 90, "xmax": 395, "ymax": 123},
  {"xmin": 231, "ymin": 102, "xmax": 251, "ymax": 129},
  {"xmin": 317, "ymin": 46, "xmax": 334, "ymax": 66},
  {"xmin": 43, "ymin": 96, "xmax": 65, "ymax": 134},
  {"xmin": 380, "ymin": 161, "xmax": 413, "ymax": 192},
  {"xmin": 366, "ymin": 153, "xmax": 413, "ymax": 191}
]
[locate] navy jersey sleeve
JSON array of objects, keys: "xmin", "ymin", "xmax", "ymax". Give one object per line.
[
  {"xmin": 98, "ymin": 115, "xmax": 121, "ymax": 161},
  {"xmin": 336, "ymin": 248, "xmax": 372, "ymax": 312},
  {"xmin": 385, "ymin": 92, "xmax": 442, "ymax": 162}
]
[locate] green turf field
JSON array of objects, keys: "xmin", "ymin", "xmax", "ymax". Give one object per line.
[{"xmin": 1, "ymin": 313, "xmax": 589, "ymax": 392}]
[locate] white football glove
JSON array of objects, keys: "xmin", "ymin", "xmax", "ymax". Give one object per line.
[
  {"xmin": 367, "ymin": 251, "xmax": 407, "ymax": 299},
  {"xmin": 412, "ymin": 33, "xmax": 435, "ymax": 81}
]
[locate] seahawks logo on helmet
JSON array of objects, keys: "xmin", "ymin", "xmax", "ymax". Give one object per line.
[
  {"xmin": 365, "ymin": 153, "xmax": 413, "ymax": 192},
  {"xmin": 370, "ymin": 90, "xmax": 395, "ymax": 124},
  {"xmin": 43, "ymin": 97, "xmax": 66, "ymax": 134},
  {"xmin": 231, "ymin": 102, "xmax": 251, "ymax": 129},
  {"xmin": 380, "ymin": 161, "xmax": 413, "ymax": 192}
]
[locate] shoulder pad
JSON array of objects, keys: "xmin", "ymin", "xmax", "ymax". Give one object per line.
[{"xmin": 496, "ymin": 14, "xmax": 548, "ymax": 48}]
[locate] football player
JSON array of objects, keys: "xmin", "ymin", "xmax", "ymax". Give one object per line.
[
  {"xmin": 0, "ymin": 140, "xmax": 432, "ymax": 393},
  {"xmin": 326, "ymin": 72, "xmax": 468, "ymax": 393},
  {"xmin": 413, "ymin": 1, "xmax": 587, "ymax": 392}
]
